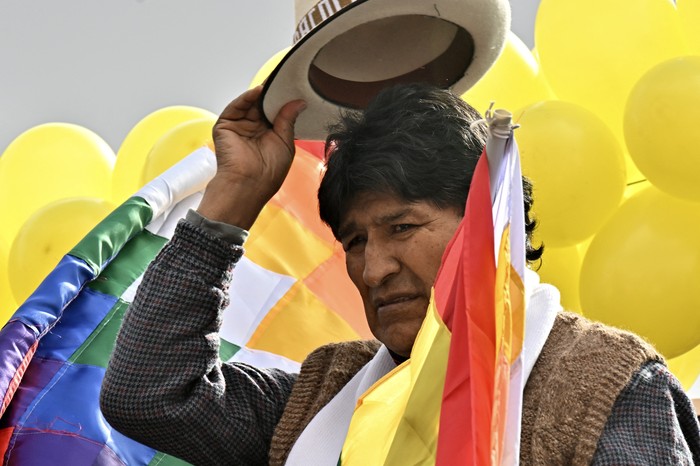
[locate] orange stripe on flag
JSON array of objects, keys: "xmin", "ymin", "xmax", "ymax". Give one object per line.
[
  {"xmin": 269, "ymin": 146, "xmax": 334, "ymax": 244},
  {"xmin": 303, "ymin": 244, "xmax": 372, "ymax": 339}
]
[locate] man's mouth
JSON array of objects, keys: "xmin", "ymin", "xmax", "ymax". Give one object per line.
[{"xmin": 375, "ymin": 294, "xmax": 420, "ymax": 313}]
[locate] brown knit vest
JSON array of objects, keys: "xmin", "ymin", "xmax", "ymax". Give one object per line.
[
  {"xmin": 268, "ymin": 339, "xmax": 381, "ymax": 466},
  {"xmin": 269, "ymin": 312, "xmax": 661, "ymax": 465},
  {"xmin": 520, "ymin": 311, "xmax": 662, "ymax": 465}
]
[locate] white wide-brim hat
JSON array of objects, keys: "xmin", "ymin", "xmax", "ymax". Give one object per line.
[{"xmin": 261, "ymin": 0, "xmax": 511, "ymax": 140}]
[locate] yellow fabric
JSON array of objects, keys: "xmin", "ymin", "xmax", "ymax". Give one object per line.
[
  {"xmin": 341, "ymin": 295, "xmax": 451, "ymax": 465},
  {"xmin": 491, "ymin": 225, "xmax": 526, "ymax": 464},
  {"xmin": 247, "ymin": 281, "xmax": 360, "ymax": 362},
  {"xmin": 247, "ymin": 204, "xmax": 333, "ymax": 280}
]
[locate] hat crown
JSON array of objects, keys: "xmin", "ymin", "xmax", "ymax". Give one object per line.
[{"xmin": 294, "ymin": 0, "xmax": 356, "ymax": 43}]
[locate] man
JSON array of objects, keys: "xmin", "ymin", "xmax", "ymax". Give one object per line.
[{"xmin": 101, "ymin": 84, "xmax": 700, "ymax": 465}]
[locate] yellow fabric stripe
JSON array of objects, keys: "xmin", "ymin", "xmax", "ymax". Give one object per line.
[
  {"xmin": 341, "ymin": 295, "xmax": 450, "ymax": 465},
  {"xmin": 247, "ymin": 281, "xmax": 360, "ymax": 363},
  {"xmin": 246, "ymin": 204, "xmax": 333, "ymax": 280}
]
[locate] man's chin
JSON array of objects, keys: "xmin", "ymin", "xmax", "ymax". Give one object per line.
[{"xmin": 378, "ymin": 322, "xmax": 423, "ymax": 359}]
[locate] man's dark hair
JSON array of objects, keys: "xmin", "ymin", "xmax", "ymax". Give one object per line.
[{"xmin": 317, "ymin": 83, "xmax": 543, "ymax": 264}]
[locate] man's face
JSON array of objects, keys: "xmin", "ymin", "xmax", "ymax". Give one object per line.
[{"xmin": 338, "ymin": 191, "xmax": 462, "ymax": 358}]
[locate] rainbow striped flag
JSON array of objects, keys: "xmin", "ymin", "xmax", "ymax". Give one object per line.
[
  {"xmin": 0, "ymin": 143, "xmax": 369, "ymax": 465},
  {"xmin": 340, "ymin": 111, "xmax": 526, "ymax": 465}
]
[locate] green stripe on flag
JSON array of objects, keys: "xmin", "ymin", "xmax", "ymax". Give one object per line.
[
  {"xmin": 70, "ymin": 300, "xmax": 129, "ymax": 367},
  {"xmin": 219, "ymin": 338, "xmax": 241, "ymax": 361},
  {"xmin": 88, "ymin": 229, "xmax": 168, "ymax": 298},
  {"xmin": 70, "ymin": 197, "xmax": 154, "ymax": 275},
  {"xmin": 148, "ymin": 452, "xmax": 193, "ymax": 466}
]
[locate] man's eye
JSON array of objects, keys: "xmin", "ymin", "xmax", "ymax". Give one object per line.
[
  {"xmin": 393, "ymin": 224, "xmax": 416, "ymax": 234},
  {"xmin": 343, "ymin": 236, "xmax": 366, "ymax": 252}
]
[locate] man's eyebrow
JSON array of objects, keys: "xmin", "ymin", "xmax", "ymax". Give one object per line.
[
  {"xmin": 376, "ymin": 208, "xmax": 413, "ymax": 225},
  {"xmin": 338, "ymin": 207, "xmax": 415, "ymax": 240}
]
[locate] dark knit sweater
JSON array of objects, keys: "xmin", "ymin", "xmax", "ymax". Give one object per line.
[{"xmin": 101, "ymin": 220, "xmax": 700, "ymax": 465}]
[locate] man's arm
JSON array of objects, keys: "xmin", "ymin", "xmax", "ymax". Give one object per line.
[
  {"xmin": 101, "ymin": 87, "xmax": 307, "ymax": 465},
  {"xmin": 100, "ymin": 216, "xmax": 297, "ymax": 465},
  {"xmin": 592, "ymin": 360, "xmax": 700, "ymax": 465}
]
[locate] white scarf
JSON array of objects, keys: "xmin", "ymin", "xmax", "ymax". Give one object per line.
[{"xmin": 284, "ymin": 271, "xmax": 562, "ymax": 465}]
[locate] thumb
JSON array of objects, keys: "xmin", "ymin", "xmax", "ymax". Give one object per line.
[{"xmin": 273, "ymin": 100, "xmax": 307, "ymax": 148}]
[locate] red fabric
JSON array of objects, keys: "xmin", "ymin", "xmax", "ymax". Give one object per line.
[
  {"xmin": 0, "ymin": 427, "xmax": 14, "ymax": 462},
  {"xmin": 294, "ymin": 140, "xmax": 325, "ymax": 160},
  {"xmin": 435, "ymin": 153, "xmax": 496, "ymax": 465}
]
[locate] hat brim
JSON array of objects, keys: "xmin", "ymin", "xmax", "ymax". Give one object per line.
[{"xmin": 261, "ymin": 0, "xmax": 510, "ymax": 140}]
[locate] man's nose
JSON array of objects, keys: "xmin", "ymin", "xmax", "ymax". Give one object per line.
[{"xmin": 362, "ymin": 240, "xmax": 400, "ymax": 287}]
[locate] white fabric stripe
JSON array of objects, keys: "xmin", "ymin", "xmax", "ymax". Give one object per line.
[
  {"xmin": 507, "ymin": 138, "xmax": 526, "ymax": 278},
  {"xmin": 486, "ymin": 115, "xmax": 531, "ymax": 466},
  {"xmin": 285, "ymin": 346, "xmax": 396, "ymax": 466},
  {"xmin": 145, "ymin": 191, "xmax": 203, "ymax": 237},
  {"xmin": 135, "ymin": 145, "xmax": 216, "ymax": 220},
  {"xmin": 222, "ymin": 257, "xmax": 297, "ymax": 347},
  {"xmin": 522, "ymin": 270, "xmax": 561, "ymax": 382},
  {"xmin": 227, "ymin": 346, "xmax": 301, "ymax": 373},
  {"xmin": 688, "ymin": 374, "xmax": 700, "ymax": 400}
]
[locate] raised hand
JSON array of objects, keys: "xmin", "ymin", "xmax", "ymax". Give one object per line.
[{"xmin": 198, "ymin": 86, "xmax": 306, "ymax": 230}]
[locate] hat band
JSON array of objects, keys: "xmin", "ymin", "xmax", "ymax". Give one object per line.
[{"xmin": 294, "ymin": 0, "xmax": 357, "ymax": 43}]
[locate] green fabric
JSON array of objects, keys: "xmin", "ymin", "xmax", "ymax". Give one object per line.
[
  {"xmin": 219, "ymin": 338, "xmax": 241, "ymax": 361},
  {"xmin": 147, "ymin": 452, "xmax": 193, "ymax": 465},
  {"xmin": 70, "ymin": 197, "xmax": 153, "ymax": 275},
  {"xmin": 88, "ymin": 230, "xmax": 167, "ymax": 297},
  {"xmin": 70, "ymin": 300, "xmax": 129, "ymax": 367}
]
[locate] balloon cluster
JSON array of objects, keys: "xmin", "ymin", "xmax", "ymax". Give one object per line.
[
  {"xmin": 465, "ymin": 0, "xmax": 699, "ymax": 383},
  {"xmin": 1, "ymin": 0, "xmax": 699, "ymax": 388},
  {"xmin": 0, "ymin": 108, "xmax": 216, "ymax": 323}
]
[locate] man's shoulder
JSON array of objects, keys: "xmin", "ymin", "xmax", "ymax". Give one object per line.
[{"xmin": 553, "ymin": 310, "xmax": 661, "ymax": 362}]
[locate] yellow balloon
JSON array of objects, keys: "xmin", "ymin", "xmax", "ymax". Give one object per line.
[
  {"xmin": 463, "ymin": 31, "xmax": 553, "ymax": 115},
  {"xmin": 678, "ymin": 0, "xmax": 700, "ymax": 54},
  {"xmin": 0, "ymin": 238, "xmax": 18, "ymax": 326},
  {"xmin": 580, "ymin": 187, "xmax": 700, "ymax": 358},
  {"xmin": 623, "ymin": 179, "xmax": 651, "ymax": 202},
  {"xmin": 535, "ymin": 0, "xmax": 687, "ymax": 136},
  {"xmin": 0, "ymin": 123, "xmax": 115, "ymax": 248},
  {"xmin": 668, "ymin": 341, "xmax": 700, "ymax": 391},
  {"xmin": 249, "ymin": 47, "xmax": 292, "ymax": 89},
  {"xmin": 9, "ymin": 197, "xmax": 114, "ymax": 304},
  {"xmin": 515, "ymin": 101, "xmax": 626, "ymax": 247},
  {"xmin": 536, "ymin": 244, "xmax": 583, "ymax": 313},
  {"xmin": 112, "ymin": 106, "xmax": 216, "ymax": 203},
  {"xmin": 624, "ymin": 56, "xmax": 700, "ymax": 201},
  {"xmin": 140, "ymin": 117, "xmax": 216, "ymax": 185}
]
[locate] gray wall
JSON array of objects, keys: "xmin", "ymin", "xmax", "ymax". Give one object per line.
[{"xmin": 0, "ymin": 0, "xmax": 540, "ymax": 153}]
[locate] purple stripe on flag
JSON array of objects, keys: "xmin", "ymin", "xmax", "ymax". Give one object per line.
[
  {"xmin": 12, "ymin": 255, "xmax": 95, "ymax": 335},
  {"xmin": 3, "ymin": 431, "xmax": 120, "ymax": 465},
  {"xmin": 0, "ymin": 322, "xmax": 36, "ymax": 417},
  {"xmin": 1, "ymin": 358, "xmax": 64, "ymax": 429},
  {"xmin": 35, "ymin": 288, "xmax": 118, "ymax": 362},
  {"xmin": 6, "ymin": 363, "xmax": 156, "ymax": 465}
]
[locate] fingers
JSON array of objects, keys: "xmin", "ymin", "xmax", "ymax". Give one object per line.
[{"xmin": 218, "ymin": 85, "xmax": 264, "ymax": 122}]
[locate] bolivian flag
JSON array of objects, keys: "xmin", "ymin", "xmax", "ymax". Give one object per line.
[
  {"xmin": 341, "ymin": 110, "xmax": 527, "ymax": 465},
  {"xmin": 0, "ymin": 143, "xmax": 369, "ymax": 465}
]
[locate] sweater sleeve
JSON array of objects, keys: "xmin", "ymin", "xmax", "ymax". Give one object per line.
[
  {"xmin": 592, "ymin": 360, "xmax": 700, "ymax": 465},
  {"xmin": 100, "ymin": 219, "xmax": 297, "ymax": 466}
]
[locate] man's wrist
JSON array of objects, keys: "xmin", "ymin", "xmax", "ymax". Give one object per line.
[{"xmin": 186, "ymin": 209, "xmax": 249, "ymax": 246}]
